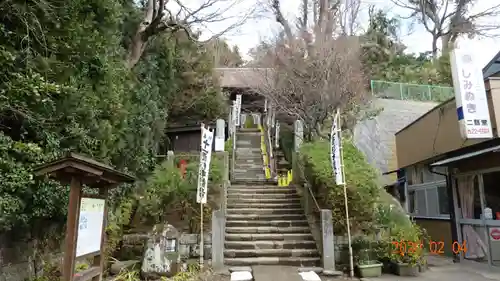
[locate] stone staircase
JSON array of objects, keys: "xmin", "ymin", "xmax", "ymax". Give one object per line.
[{"xmin": 224, "ymin": 127, "xmax": 320, "ymax": 266}]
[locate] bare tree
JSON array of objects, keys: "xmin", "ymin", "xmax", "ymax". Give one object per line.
[
  {"xmin": 339, "ymin": 0, "xmax": 361, "ymax": 36},
  {"xmin": 249, "ymin": 0, "xmax": 370, "ymax": 139},
  {"xmin": 392, "ymin": 0, "xmax": 500, "ymax": 58},
  {"xmin": 127, "ymin": 0, "xmax": 257, "ymax": 69}
]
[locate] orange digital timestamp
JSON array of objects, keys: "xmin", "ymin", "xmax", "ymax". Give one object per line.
[{"xmin": 392, "ymin": 240, "xmax": 467, "ymax": 256}]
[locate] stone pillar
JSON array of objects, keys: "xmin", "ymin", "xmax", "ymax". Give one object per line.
[
  {"xmin": 216, "ymin": 119, "xmax": 225, "ymax": 152},
  {"xmin": 320, "ymin": 209, "xmax": 336, "ymax": 272},
  {"xmin": 292, "ymin": 120, "xmax": 303, "ymax": 183},
  {"xmin": 240, "ymin": 113, "xmax": 247, "ymax": 128},
  {"xmin": 294, "ymin": 120, "xmax": 303, "ymax": 151},
  {"xmin": 211, "ymin": 209, "xmax": 225, "ymax": 271},
  {"xmin": 167, "ymin": 150, "xmax": 174, "ymax": 167},
  {"xmin": 228, "ymin": 105, "xmax": 233, "ymax": 136}
]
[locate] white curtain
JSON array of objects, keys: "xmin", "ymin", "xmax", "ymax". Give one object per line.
[{"xmin": 458, "ymin": 175, "xmax": 487, "ymax": 259}]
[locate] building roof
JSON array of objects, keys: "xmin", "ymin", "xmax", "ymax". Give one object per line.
[
  {"xmin": 215, "ymin": 68, "xmax": 273, "ymax": 88},
  {"xmin": 395, "ymin": 50, "xmax": 500, "ymax": 136},
  {"xmin": 483, "ymin": 50, "xmax": 500, "ymax": 79}
]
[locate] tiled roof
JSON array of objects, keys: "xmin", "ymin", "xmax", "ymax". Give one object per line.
[{"xmin": 215, "ymin": 68, "xmax": 273, "ymax": 88}]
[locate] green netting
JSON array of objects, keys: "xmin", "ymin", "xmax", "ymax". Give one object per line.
[{"xmin": 370, "ymin": 80, "xmax": 454, "ymax": 102}]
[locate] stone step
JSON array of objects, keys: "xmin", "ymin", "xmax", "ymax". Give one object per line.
[
  {"xmin": 224, "ymin": 248, "xmax": 318, "ymax": 258},
  {"xmin": 230, "ymin": 179, "xmax": 271, "ymax": 184},
  {"xmin": 226, "ymin": 214, "xmax": 306, "ymax": 221},
  {"xmin": 225, "ymin": 233, "xmax": 314, "ymax": 241},
  {"xmin": 235, "ymin": 154, "xmax": 263, "ymax": 160},
  {"xmin": 227, "ymin": 202, "xmax": 302, "ymax": 209},
  {"xmin": 234, "ymin": 163, "xmax": 264, "ymax": 168},
  {"xmin": 236, "ymin": 147, "xmax": 261, "ymax": 152},
  {"xmin": 227, "ymin": 188, "xmax": 297, "ymax": 194},
  {"xmin": 234, "ymin": 158, "xmax": 261, "ymax": 164},
  {"xmin": 233, "ymin": 174, "xmax": 266, "ymax": 180},
  {"xmin": 230, "ymin": 184, "xmax": 291, "ymax": 189},
  {"xmin": 238, "ymin": 128, "xmax": 261, "ymax": 132},
  {"xmin": 227, "ymin": 193, "xmax": 299, "ymax": 200},
  {"xmin": 224, "ymin": 257, "xmax": 320, "ymax": 266},
  {"xmin": 227, "ymin": 198, "xmax": 301, "ymax": 204},
  {"xmin": 237, "ymin": 132, "xmax": 261, "ymax": 136},
  {"xmin": 226, "ymin": 226, "xmax": 310, "ymax": 234},
  {"xmin": 224, "ymin": 240, "xmax": 317, "ymax": 250},
  {"xmin": 226, "ymin": 220, "xmax": 308, "ymax": 228},
  {"xmin": 230, "ymin": 180, "xmax": 273, "ymax": 186},
  {"xmin": 235, "ymin": 153, "xmax": 263, "ymax": 158},
  {"xmin": 226, "ymin": 208, "xmax": 303, "ymax": 215},
  {"xmin": 234, "ymin": 168, "xmax": 264, "ymax": 173}
]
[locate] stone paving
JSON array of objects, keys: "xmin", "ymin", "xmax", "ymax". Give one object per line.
[{"xmin": 225, "ymin": 255, "xmax": 500, "ymax": 281}]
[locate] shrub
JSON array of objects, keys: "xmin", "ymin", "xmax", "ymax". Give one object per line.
[
  {"xmin": 137, "ymin": 154, "xmax": 223, "ymax": 232},
  {"xmin": 299, "ymin": 138, "xmax": 380, "ymax": 234},
  {"xmin": 244, "ymin": 116, "xmax": 256, "ymax": 128}
]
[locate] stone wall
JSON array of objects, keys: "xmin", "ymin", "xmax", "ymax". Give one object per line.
[
  {"xmin": 353, "ymin": 99, "xmax": 437, "ymax": 184},
  {"xmin": 0, "ymin": 231, "xmax": 64, "ymax": 281},
  {"xmin": 119, "ymin": 232, "xmax": 213, "ymax": 262}
]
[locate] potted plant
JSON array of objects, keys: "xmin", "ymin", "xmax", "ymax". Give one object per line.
[
  {"xmin": 418, "ymin": 256, "xmax": 428, "ymax": 273},
  {"xmin": 356, "ymin": 248, "xmax": 383, "ymax": 278},
  {"xmin": 390, "ymin": 224, "xmax": 423, "ymax": 276}
]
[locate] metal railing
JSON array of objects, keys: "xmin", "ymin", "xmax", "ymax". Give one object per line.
[{"xmin": 370, "ymin": 80, "xmax": 454, "ymax": 102}]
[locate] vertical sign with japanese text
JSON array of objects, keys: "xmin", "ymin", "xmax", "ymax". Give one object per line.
[
  {"xmin": 451, "ymin": 48, "xmax": 492, "ymax": 139},
  {"xmin": 330, "ymin": 111, "xmax": 345, "ymax": 185},
  {"xmin": 235, "ymin": 95, "xmax": 242, "ymax": 126},
  {"xmin": 196, "ymin": 126, "xmax": 214, "ymax": 204}
]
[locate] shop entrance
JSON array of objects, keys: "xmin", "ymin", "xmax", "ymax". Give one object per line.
[{"xmin": 453, "ymin": 170, "xmax": 500, "ymax": 267}]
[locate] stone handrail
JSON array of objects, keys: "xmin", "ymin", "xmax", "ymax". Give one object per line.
[
  {"xmin": 292, "ymin": 119, "xmax": 337, "ymax": 272},
  {"xmin": 230, "ymin": 125, "xmax": 236, "ymax": 182},
  {"xmin": 212, "ymin": 151, "xmax": 229, "ymax": 270}
]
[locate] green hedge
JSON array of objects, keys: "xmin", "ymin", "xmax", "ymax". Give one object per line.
[
  {"xmin": 300, "ymin": 138, "xmax": 380, "ymax": 234},
  {"xmin": 137, "ymin": 154, "xmax": 223, "ymax": 231}
]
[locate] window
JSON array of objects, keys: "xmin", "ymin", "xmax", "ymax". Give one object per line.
[
  {"xmin": 408, "ymin": 191, "xmax": 416, "ymax": 213},
  {"xmin": 416, "ymin": 189, "xmax": 427, "ymax": 216},
  {"xmin": 438, "ymin": 185, "xmax": 450, "ymax": 215}
]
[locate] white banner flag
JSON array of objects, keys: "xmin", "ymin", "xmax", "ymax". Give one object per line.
[
  {"xmin": 275, "ymin": 122, "xmax": 280, "ymax": 148},
  {"xmin": 451, "ymin": 47, "xmax": 492, "ymax": 139},
  {"xmin": 330, "ymin": 111, "xmax": 345, "ymax": 185},
  {"xmin": 196, "ymin": 127, "xmax": 214, "ymax": 204},
  {"xmin": 235, "ymin": 95, "xmax": 242, "ymax": 126}
]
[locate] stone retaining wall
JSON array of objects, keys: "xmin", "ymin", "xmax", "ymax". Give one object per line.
[{"xmin": 119, "ymin": 232, "xmax": 213, "ymax": 262}]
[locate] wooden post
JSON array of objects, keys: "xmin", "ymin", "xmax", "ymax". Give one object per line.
[
  {"xmin": 92, "ymin": 187, "xmax": 108, "ymax": 281},
  {"xmin": 63, "ymin": 177, "xmax": 82, "ymax": 281},
  {"xmin": 33, "ymin": 153, "xmax": 135, "ymax": 281}
]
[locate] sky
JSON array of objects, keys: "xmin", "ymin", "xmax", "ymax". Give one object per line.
[{"xmin": 182, "ymin": 0, "xmax": 500, "ymax": 69}]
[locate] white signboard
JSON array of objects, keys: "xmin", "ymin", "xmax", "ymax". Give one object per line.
[
  {"xmin": 275, "ymin": 122, "xmax": 280, "ymax": 148},
  {"xmin": 235, "ymin": 95, "xmax": 242, "ymax": 126},
  {"xmin": 196, "ymin": 127, "xmax": 214, "ymax": 204},
  {"xmin": 76, "ymin": 198, "xmax": 105, "ymax": 257},
  {"xmin": 330, "ymin": 112, "xmax": 345, "ymax": 185},
  {"xmin": 451, "ymin": 48, "xmax": 492, "ymax": 139},
  {"xmin": 214, "ymin": 136, "xmax": 224, "ymax": 152}
]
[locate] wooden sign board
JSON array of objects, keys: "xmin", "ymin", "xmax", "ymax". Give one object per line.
[
  {"xmin": 76, "ymin": 198, "xmax": 105, "ymax": 257},
  {"xmin": 32, "ymin": 153, "xmax": 135, "ymax": 281}
]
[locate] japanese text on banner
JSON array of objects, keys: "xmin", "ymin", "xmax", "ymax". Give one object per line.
[
  {"xmin": 451, "ymin": 48, "xmax": 492, "ymax": 139},
  {"xmin": 196, "ymin": 127, "xmax": 213, "ymax": 204},
  {"xmin": 330, "ymin": 112, "xmax": 344, "ymax": 185}
]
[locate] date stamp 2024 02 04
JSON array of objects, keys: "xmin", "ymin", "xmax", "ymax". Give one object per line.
[{"xmin": 392, "ymin": 240, "xmax": 468, "ymax": 256}]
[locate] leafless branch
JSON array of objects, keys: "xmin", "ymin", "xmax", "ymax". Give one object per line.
[
  {"xmin": 392, "ymin": 0, "xmax": 500, "ymax": 58},
  {"xmin": 126, "ymin": 0, "xmax": 260, "ymax": 69}
]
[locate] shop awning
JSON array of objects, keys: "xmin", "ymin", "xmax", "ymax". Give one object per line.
[{"xmin": 430, "ymin": 144, "xmax": 500, "ymax": 166}]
